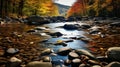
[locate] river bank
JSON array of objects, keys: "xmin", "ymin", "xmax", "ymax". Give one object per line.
[{"xmin": 0, "ymin": 20, "xmax": 120, "ymax": 67}]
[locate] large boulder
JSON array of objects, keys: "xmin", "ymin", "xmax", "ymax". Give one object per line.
[
  {"xmin": 26, "ymin": 61, "xmax": 52, "ymax": 67},
  {"xmin": 106, "ymin": 47, "xmax": 120, "ymax": 61},
  {"xmin": 63, "ymin": 24, "xmax": 80, "ymax": 30},
  {"xmin": 57, "ymin": 47, "xmax": 72, "ymax": 56}
]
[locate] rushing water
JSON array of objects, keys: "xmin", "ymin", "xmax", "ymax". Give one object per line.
[{"xmin": 40, "ymin": 22, "xmax": 89, "ymax": 67}]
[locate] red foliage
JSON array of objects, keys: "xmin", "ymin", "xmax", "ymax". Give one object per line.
[{"xmin": 67, "ymin": 0, "xmax": 85, "ymax": 17}]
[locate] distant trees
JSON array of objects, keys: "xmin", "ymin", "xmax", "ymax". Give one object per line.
[
  {"xmin": 0, "ymin": 0, "xmax": 59, "ymax": 18},
  {"xmin": 67, "ymin": 0, "xmax": 120, "ymax": 17}
]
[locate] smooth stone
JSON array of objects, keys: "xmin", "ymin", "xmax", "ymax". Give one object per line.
[
  {"xmin": 106, "ymin": 47, "xmax": 120, "ymax": 61},
  {"xmin": 68, "ymin": 51, "xmax": 79, "ymax": 60},
  {"xmin": 105, "ymin": 62, "xmax": 120, "ymax": 67},
  {"xmin": 75, "ymin": 49, "xmax": 96, "ymax": 60},
  {"xmin": 57, "ymin": 47, "xmax": 72, "ymax": 56},
  {"xmin": 71, "ymin": 59, "xmax": 81, "ymax": 67},
  {"xmin": 6, "ymin": 57, "xmax": 22, "ymax": 67},
  {"xmin": 41, "ymin": 49, "xmax": 53, "ymax": 56},
  {"xmin": 6, "ymin": 48, "xmax": 19, "ymax": 55},
  {"xmin": 79, "ymin": 64, "xmax": 86, "ymax": 67},
  {"xmin": 92, "ymin": 65, "xmax": 101, "ymax": 67},
  {"xmin": 87, "ymin": 60, "xmax": 100, "ymax": 65},
  {"xmin": 41, "ymin": 56, "xmax": 51, "ymax": 62},
  {"xmin": 26, "ymin": 61, "xmax": 52, "ymax": 67}
]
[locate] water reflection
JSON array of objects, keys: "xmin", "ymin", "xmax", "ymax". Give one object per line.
[{"xmin": 42, "ymin": 22, "xmax": 88, "ymax": 51}]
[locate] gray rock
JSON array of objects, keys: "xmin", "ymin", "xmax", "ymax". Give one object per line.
[
  {"xmin": 6, "ymin": 48, "xmax": 19, "ymax": 55},
  {"xmin": 57, "ymin": 47, "xmax": 72, "ymax": 56},
  {"xmin": 106, "ymin": 47, "xmax": 120, "ymax": 61},
  {"xmin": 26, "ymin": 61, "xmax": 52, "ymax": 67},
  {"xmin": 105, "ymin": 62, "xmax": 120, "ymax": 67},
  {"xmin": 75, "ymin": 49, "xmax": 96, "ymax": 60},
  {"xmin": 41, "ymin": 49, "xmax": 53, "ymax": 56}
]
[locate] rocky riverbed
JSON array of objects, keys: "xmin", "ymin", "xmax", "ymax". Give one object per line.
[{"xmin": 0, "ymin": 19, "xmax": 120, "ymax": 67}]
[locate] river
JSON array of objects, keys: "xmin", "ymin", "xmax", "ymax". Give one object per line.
[{"xmin": 38, "ymin": 22, "xmax": 90, "ymax": 67}]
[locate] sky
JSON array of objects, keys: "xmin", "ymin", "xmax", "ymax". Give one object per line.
[{"xmin": 54, "ymin": 0, "xmax": 77, "ymax": 6}]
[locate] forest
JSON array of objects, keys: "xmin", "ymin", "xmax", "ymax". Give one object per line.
[{"xmin": 0, "ymin": 0, "xmax": 120, "ymax": 18}]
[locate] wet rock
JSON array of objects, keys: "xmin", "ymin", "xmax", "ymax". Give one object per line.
[
  {"xmin": 50, "ymin": 53, "xmax": 57, "ymax": 56},
  {"xmin": 41, "ymin": 49, "xmax": 53, "ymax": 56},
  {"xmin": 63, "ymin": 24, "xmax": 79, "ymax": 30},
  {"xmin": 105, "ymin": 62, "xmax": 120, "ymax": 67},
  {"xmin": 106, "ymin": 47, "xmax": 120, "ymax": 61},
  {"xmin": 6, "ymin": 48, "xmax": 19, "ymax": 56},
  {"xmin": 71, "ymin": 59, "xmax": 81, "ymax": 67},
  {"xmin": 68, "ymin": 51, "xmax": 79, "ymax": 60},
  {"xmin": 92, "ymin": 65, "xmax": 101, "ymax": 67},
  {"xmin": 79, "ymin": 64, "xmax": 86, "ymax": 67},
  {"xmin": 57, "ymin": 47, "xmax": 72, "ymax": 56},
  {"xmin": 41, "ymin": 56, "xmax": 51, "ymax": 62},
  {"xmin": 87, "ymin": 60, "xmax": 100, "ymax": 65},
  {"xmin": 6, "ymin": 57, "xmax": 22, "ymax": 67},
  {"xmin": 54, "ymin": 42, "xmax": 67, "ymax": 46},
  {"xmin": 75, "ymin": 49, "xmax": 96, "ymax": 60},
  {"xmin": 96, "ymin": 56, "xmax": 108, "ymax": 62},
  {"xmin": 79, "ymin": 64, "xmax": 90, "ymax": 67},
  {"xmin": 26, "ymin": 61, "xmax": 52, "ymax": 67},
  {"xmin": 64, "ymin": 59, "xmax": 71, "ymax": 66},
  {"xmin": 48, "ymin": 32, "xmax": 63, "ymax": 37}
]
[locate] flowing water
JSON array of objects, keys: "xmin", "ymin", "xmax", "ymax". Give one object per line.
[{"xmin": 40, "ymin": 22, "xmax": 90, "ymax": 67}]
